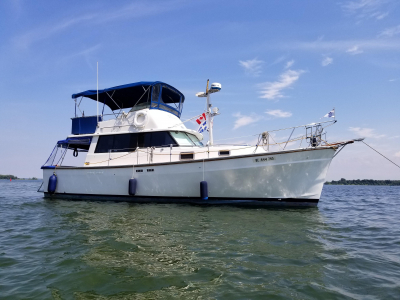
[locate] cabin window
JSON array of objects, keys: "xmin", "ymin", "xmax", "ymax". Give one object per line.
[
  {"xmin": 150, "ymin": 131, "xmax": 177, "ymax": 147},
  {"xmin": 151, "ymin": 84, "xmax": 160, "ymax": 103},
  {"xmin": 180, "ymin": 153, "xmax": 194, "ymax": 160},
  {"xmin": 170, "ymin": 131, "xmax": 201, "ymax": 146},
  {"xmin": 130, "ymin": 102, "xmax": 150, "ymax": 112},
  {"xmin": 95, "ymin": 135, "xmax": 115, "ymax": 153},
  {"xmin": 95, "ymin": 134, "xmax": 137, "ymax": 153},
  {"xmin": 160, "ymin": 85, "xmax": 181, "ymax": 114},
  {"xmin": 186, "ymin": 133, "xmax": 203, "ymax": 146},
  {"xmin": 147, "ymin": 83, "xmax": 183, "ymax": 117},
  {"xmin": 219, "ymin": 150, "xmax": 230, "ymax": 156},
  {"xmin": 159, "ymin": 104, "xmax": 179, "ymax": 117},
  {"xmin": 169, "ymin": 132, "xmax": 203, "ymax": 146},
  {"xmin": 137, "ymin": 131, "xmax": 177, "ymax": 148},
  {"xmin": 114, "ymin": 133, "xmax": 136, "ymax": 152},
  {"xmin": 161, "ymin": 85, "xmax": 178, "ymax": 104},
  {"xmin": 95, "ymin": 132, "xmax": 177, "ymax": 153},
  {"xmin": 128, "ymin": 88, "xmax": 151, "ymax": 113},
  {"xmin": 137, "ymin": 132, "xmax": 152, "ymax": 148}
]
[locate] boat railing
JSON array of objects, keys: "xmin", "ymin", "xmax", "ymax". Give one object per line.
[
  {"xmin": 214, "ymin": 120, "xmax": 336, "ymax": 153},
  {"xmin": 88, "ymin": 120, "xmax": 338, "ymax": 166},
  {"xmin": 45, "ymin": 120, "xmax": 338, "ymax": 168}
]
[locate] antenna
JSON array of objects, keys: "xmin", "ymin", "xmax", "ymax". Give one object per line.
[{"xmin": 97, "ymin": 62, "xmax": 99, "ymax": 125}]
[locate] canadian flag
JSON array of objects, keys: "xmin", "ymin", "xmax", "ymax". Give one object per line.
[
  {"xmin": 196, "ymin": 113, "xmax": 206, "ymax": 125},
  {"xmin": 196, "ymin": 113, "xmax": 207, "ymax": 133}
]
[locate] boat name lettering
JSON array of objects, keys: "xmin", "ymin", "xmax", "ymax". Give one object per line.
[{"xmin": 254, "ymin": 157, "xmax": 275, "ymax": 163}]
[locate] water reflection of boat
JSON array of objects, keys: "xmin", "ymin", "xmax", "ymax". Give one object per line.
[{"xmin": 40, "ymin": 80, "xmax": 355, "ymax": 206}]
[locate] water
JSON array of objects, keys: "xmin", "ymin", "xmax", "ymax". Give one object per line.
[{"xmin": 0, "ymin": 180, "xmax": 399, "ymax": 299}]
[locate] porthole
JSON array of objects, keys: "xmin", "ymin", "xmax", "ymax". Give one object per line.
[
  {"xmin": 219, "ymin": 150, "xmax": 230, "ymax": 156},
  {"xmin": 180, "ymin": 153, "xmax": 194, "ymax": 160}
]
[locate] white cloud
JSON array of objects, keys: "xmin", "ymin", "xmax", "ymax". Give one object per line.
[
  {"xmin": 373, "ymin": 11, "xmax": 389, "ymax": 19},
  {"xmin": 58, "ymin": 44, "xmax": 101, "ymax": 69},
  {"xmin": 342, "ymin": 0, "xmax": 391, "ymax": 20},
  {"xmin": 270, "ymin": 56, "xmax": 286, "ymax": 66},
  {"xmin": 284, "ymin": 60, "xmax": 294, "ymax": 69},
  {"xmin": 343, "ymin": 0, "xmax": 382, "ymax": 11},
  {"xmin": 239, "ymin": 58, "xmax": 263, "ymax": 77},
  {"xmin": 266, "ymin": 109, "xmax": 292, "ymax": 118},
  {"xmin": 346, "ymin": 45, "xmax": 364, "ymax": 54},
  {"xmin": 233, "ymin": 113, "xmax": 261, "ymax": 129},
  {"xmin": 322, "ymin": 56, "xmax": 333, "ymax": 66},
  {"xmin": 14, "ymin": 1, "xmax": 182, "ymax": 49},
  {"xmin": 15, "ymin": 14, "xmax": 95, "ymax": 49},
  {"xmin": 395, "ymin": 151, "xmax": 400, "ymax": 157},
  {"xmin": 282, "ymin": 39, "xmax": 400, "ymax": 52},
  {"xmin": 379, "ymin": 25, "xmax": 400, "ymax": 38},
  {"xmin": 66, "ymin": 44, "xmax": 101, "ymax": 59},
  {"xmin": 349, "ymin": 127, "xmax": 385, "ymax": 138},
  {"xmin": 389, "ymin": 78, "xmax": 400, "ymax": 82},
  {"xmin": 258, "ymin": 69, "xmax": 305, "ymax": 100}
]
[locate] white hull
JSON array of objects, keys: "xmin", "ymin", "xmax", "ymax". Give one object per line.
[{"xmin": 42, "ymin": 147, "xmax": 335, "ymax": 206}]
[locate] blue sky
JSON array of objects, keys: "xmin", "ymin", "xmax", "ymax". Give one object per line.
[{"xmin": 0, "ymin": 0, "xmax": 399, "ymax": 179}]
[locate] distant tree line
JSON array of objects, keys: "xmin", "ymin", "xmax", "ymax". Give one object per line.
[
  {"xmin": 0, "ymin": 175, "xmax": 39, "ymax": 180},
  {"xmin": 325, "ymin": 178, "xmax": 400, "ymax": 186},
  {"xmin": 0, "ymin": 174, "xmax": 18, "ymax": 179}
]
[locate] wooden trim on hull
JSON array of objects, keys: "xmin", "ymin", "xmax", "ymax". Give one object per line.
[{"xmin": 43, "ymin": 192, "xmax": 319, "ymax": 207}]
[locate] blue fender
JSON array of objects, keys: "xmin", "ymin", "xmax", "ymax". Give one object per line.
[
  {"xmin": 200, "ymin": 181, "xmax": 208, "ymax": 200},
  {"xmin": 129, "ymin": 178, "xmax": 137, "ymax": 195},
  {"xmin": 48, "ymin": 173, "xmax": 57, "ymax": 194}
]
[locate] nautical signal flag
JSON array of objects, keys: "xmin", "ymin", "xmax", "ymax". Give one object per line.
[
  {"xmin": 323, "ymin": 109, "xmax": 335, "ymax": 118},
  {"xmin": 196, "ymin": 113, "xmax": 207, "ymax": 133}
]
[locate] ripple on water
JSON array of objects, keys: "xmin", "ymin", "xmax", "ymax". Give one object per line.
[{"xmin": 0, "ymin": 181, "xmax": 399, "ymax": 299}]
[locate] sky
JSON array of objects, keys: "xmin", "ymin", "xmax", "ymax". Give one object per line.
[{"xmin": 0, "ymin": 0, "xmax": 399, "ymax": 179}]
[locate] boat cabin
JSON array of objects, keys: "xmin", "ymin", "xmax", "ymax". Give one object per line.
[{"xmin": 42, "ymin": 81, "xmax": 207, "ymax": 169}]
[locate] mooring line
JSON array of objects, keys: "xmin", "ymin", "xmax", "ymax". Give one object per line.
[{"xmin": 362, "ymin": 141, "xmax": 400, "ymax": 169}]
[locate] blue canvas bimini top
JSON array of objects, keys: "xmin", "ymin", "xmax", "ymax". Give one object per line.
[
  {"xmin": 57, "ymin": 136, "xmax": 92, "ymax": 151},
  {"xmin": 72, "ymin": 81, "xmax": 185, "ymax": 111}
]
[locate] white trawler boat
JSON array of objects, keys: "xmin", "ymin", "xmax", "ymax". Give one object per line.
[{"xmin": 40, "ymin": 80, "xmax": 355, "ymax": 206}]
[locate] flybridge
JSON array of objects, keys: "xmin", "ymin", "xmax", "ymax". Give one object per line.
[
  {"xmin": 72, "ymin": 81, "xmax": 185, "ymax": 117},
  {"xmin": 71, "ymin": 81, "xmax": 185, "ymax": 135}
]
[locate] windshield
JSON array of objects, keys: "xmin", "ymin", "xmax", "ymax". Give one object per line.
[
  {"xmin": 149, "ymin": 84, "xmax": 183, "ymax": 118},
  {"xmin": 170, "ymin": 132, "xmax": 203, "ymax": 147},
  {"xmin": 129, "ymin": 102, "xmax": 150, "ymax": 113},
  {"xmin": 187, "ymin": 133, "xmax": 203, "ymax": 146}
]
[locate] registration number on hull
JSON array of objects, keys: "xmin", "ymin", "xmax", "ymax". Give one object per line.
[{"xmin": 254, "ymin": 157, "xmax": 275, "ymax": 163}]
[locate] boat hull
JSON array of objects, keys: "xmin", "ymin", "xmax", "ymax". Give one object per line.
[{"xmin": 42, "ymin": 147, "xmax": 335, "ymax": 207}]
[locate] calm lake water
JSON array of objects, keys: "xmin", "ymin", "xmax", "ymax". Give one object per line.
[{"xmin": 0, "ymin": 180, "xmax": 399, "ymax": 299}]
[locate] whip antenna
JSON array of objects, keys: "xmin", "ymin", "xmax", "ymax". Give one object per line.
[{"xmin": 97, "ymin": 62, "xmax": 99, "ymax": 125}]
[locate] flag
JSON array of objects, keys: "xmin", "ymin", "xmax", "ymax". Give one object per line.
[
  {"xmin": 196, "ymin": 113, "xmax": 207, "ymax": 133},
  {"xmin": 323, "ymin": 109, "xmax": 335, "ymax": 118}
]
